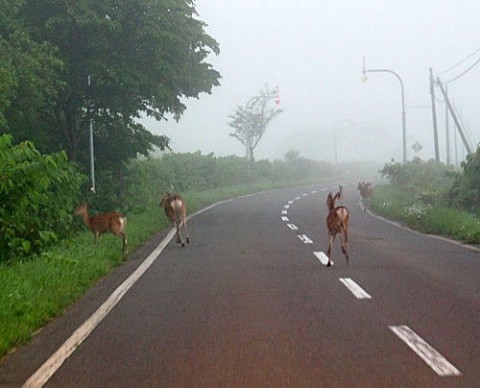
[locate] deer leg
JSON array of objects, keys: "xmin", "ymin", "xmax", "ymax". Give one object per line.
[
  {"xmin": 179, "ymin": 221, "xmax": 188, "ymax": 246},
  {"xmin": 326, "ymin": 234, "xmax": 336, "ymax": 267},
  {"xmin": 175, "ymin": 222, "xmax": 185, "ymax": 247},
  {"xmin": 121, "ymin": 232, "xmax": 128, "ymax": 253},
  {"xmin": 183, "ymin": 220, "xmax": 190, "ymax": 244},
  {"xmin": 340, "ymin": 228, "xmax": 349, "ymax": 264},
  {"xmin": 176, "ymin": 224, "xmax": 182, "ymax": 245}
]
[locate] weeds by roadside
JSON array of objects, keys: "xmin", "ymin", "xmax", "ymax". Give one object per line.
[{"xmin": 371, "ymin": 184, "xmax": 480, "ymax": 244}]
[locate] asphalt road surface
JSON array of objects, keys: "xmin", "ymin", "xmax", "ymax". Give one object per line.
[{"xmin": 1, "ymin": 183, "xmax": 479, "ymax": 387}]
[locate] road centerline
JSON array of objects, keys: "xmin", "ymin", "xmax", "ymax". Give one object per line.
[
  {"xmin": 313, "ymin": 251, "xmax": 331, "ymax": 266},
  {"xmin": 339, "ymin": 278, "xmax": 372, "ymax": 299},
  {"xmin": 389, "ymin": 325, "xmax": 461, "ymax": 376}
]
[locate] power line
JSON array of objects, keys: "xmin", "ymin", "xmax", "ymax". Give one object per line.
[
  {"xmin": 443, "ymin": 56, "xmax": 480, "ymax": 84},
  {"xmin": 438, "ymin": 46, "xmax": 480, "ymax": 76}
]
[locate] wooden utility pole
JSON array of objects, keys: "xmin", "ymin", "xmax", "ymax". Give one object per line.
[
  {"xmin": 429, "ymin": 68, "xmax": 440, "ymax": 162},
  {"xmin": 445, "ymin": 85, "xmax": 450, "ymax": 165},
  {"xmin": 436, "ymin": 77, "xmax": 473, "ymax": 154}
]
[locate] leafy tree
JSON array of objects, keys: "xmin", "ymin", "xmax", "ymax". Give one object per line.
[
  {"xmin": 14, "ymin": 0, "xmax": 221, "ymax": 172},
  {"xmin": 0, "ymin": 0, "xmax": 62, "ymax": 138},
  {"xmin": 229, "ymin": 84, "xmax": 282, "ymax": 162}
]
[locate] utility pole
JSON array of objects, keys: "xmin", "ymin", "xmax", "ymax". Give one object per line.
[
  {"xmin": 436, "ymin": 77, "xmax": 473, "ymax": 154},
  {"xmin": 429, "ymin": 68, "xmax": 440, "ymax": 162},
  {"xmin": 88, "ymin": 75, "xmax": 96, "ymax": 193},
  {"xmin": 445, "ymin": 85, "xmax": 450, "ymax": 165}
]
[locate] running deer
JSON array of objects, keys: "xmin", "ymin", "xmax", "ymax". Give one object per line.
[
  {"xmin": 160, "ymin": 192, "xmax": 190, "ymax": 247},
  {"xmin": 326, "ymin": 185, "xmax": 349, "ymax": 267},
  {"xmin": 357, "ymin": 181, "xmax": 373, "ymax": 211},
  {"xmin": 74, "ymin": 203, "xmax": 127, "ymax": 253}
]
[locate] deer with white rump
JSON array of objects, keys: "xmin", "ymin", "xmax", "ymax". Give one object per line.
[
  {"xmin": 160, "ymin": 192, "xmax": 190, "ymax": 247},
  {"xmin": 325, "ymin": 185, "xmax": 349, "ymax": 267},
  {"xmin": 74, "ymin": 203, "xmax": 128, "ymax": 253}
]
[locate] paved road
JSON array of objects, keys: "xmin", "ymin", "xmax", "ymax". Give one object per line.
[{"xmin": 1, "ymin": 183, "xmax": 479, "ymax": 387}]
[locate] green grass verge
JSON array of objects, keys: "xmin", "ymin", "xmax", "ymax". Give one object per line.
[
  {"xmin": 371, "ymin": 184, "xmax": 480, "ymax": 244},
  {"xmin": 0, "ymin": 178, "xmax": 320, "ymax": 359}
]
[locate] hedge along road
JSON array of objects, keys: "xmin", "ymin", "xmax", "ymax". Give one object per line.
[{"xmin": 1, "ymin": 183, "xmax": 479, "ymax": 387}]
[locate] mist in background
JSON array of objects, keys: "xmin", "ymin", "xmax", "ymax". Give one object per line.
[{"xmin": 141, "ymin": 0, "xmax": 480, "ymax": 165}]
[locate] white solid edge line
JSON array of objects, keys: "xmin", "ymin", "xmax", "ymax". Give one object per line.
[
  {"xmin": 389, "ymin": 325, "xmax": 461, "ymax": 376},
  {"xmin": 339, "ymin": 278, "xmax": 372, "ymax": 299},
  {"xmin": 23, "ymin": 198, "xmax": 234, "ymax": 388}
]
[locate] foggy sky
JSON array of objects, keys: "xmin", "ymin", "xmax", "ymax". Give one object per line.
[{"xmin": 142, "ymin": 0, "xmax": 480, "ymax": 164}]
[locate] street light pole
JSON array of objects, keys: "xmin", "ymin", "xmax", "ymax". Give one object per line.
[
  {"xmin": 87, "ymin": 75, "xmax": 96, "ymax": 193},
  {"xmin": 362, "ymin": 64, "xmax": 407, "ymax": 163}
]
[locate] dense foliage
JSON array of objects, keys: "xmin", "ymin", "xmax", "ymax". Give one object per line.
[
  {"xmin": 0, "ymin": 135, "xmax": 85, "ymax": 262},
  {"xmin": 1, "ymin": 0, "xmax": 221, "ymax": 177},
  {"xmin": 0, "ymin": 0, "xmax": 63, "ymax": 134},
  {"xmin": 380, "ymin": 153, "xmax": 480, "ymax": 215},
  {"xmin": 448, "ymin": 148, "xmax": 480, "ymax": 213},
  {"xmin": 379, "ymin": 157, "xmax": 455, "ymax": 206},
  {"xmin": 374, "ymin": 156, "xmax": 480, "ymax": 241}
]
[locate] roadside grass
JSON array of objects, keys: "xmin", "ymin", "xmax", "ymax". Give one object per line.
[
  {"xmin": 371, "ymin": 184, "xmax": 480, "ymax": 244},
  {"xmin": 0, "ymin": 178, "xmax": 319, "ymax": 359}
]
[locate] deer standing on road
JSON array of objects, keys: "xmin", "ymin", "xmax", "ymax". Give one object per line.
[
  {"xmin": 74, "ymin": 203, "xmax": 128, "ymax": 253},
  {"xmin": 358, "ymin": 181, "xmax": 373, "ymax": 211},
  {"xmin": 160, "ymin": 192, "xmax": 190, "ymax": 247},
  {"xmin": 326, "ymin": 185, "xmax": 349, "ymax": 267}
]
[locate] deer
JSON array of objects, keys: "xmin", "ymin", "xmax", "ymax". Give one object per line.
[
  {"xmin": 74, "ymin": 203, "xmax": 128, "ymax": 253},
  {"xmin": 159, "ymin": 192, "xmax": 190, "ymax": 247},
  {"xmin": 325, "ymin": 185, "xmax": 349, "ymax": 267},
  {"xmin": 357, "ymin": 181, "xmax": 373, "ymax": 211}
]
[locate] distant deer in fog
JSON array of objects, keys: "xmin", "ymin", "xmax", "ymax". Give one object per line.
[{"xmin": 358, "ymin": 181, "xmax": 373, "ymax": 211}]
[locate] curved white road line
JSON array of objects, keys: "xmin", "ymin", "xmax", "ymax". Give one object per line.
[{"xmin": 23, "ymin": 198, "xmax": 234, "ymax": 388}]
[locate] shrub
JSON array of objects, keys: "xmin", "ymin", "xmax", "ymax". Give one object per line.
[
  {"xmin": 0, "ymin": 134, "xmax": 85, "ymax": 262},
  {"xmin": 379, "ymin": 157, "xmax": 455, "ymax": 205}
]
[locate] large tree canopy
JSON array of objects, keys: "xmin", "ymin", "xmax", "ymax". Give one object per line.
[
  {"xmin": 0, "ymin": 0, "xmax": 62, "ymax": 136},
  {"xmin": 2, "ymin": 0, "xmax": 221, "ymax": 173}
]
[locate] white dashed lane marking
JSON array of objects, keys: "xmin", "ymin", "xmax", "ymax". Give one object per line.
[
  {"xmin": 390, "ymin": 325, "xmax": 461, "ymax": 377},
  {"xmin": 313, "ymin": 251, "xmax": 331, "ymax": 266},
  {"xmin": 298, "ymin": 234, "xmax": 313, "ymax": 244},
  {"xmin": 339, "ymin": 278, "xmax": 372, "ymax": 299},
  {"xmin": 287, "ymin": 189, "xmax": 463, "ymax": 379}
]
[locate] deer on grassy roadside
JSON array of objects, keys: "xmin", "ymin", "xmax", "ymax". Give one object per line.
[
  {"xmin": 74, "ymin": 203, "xmax": 127, "ymax": 253},
  {"xmin": 326, "ymin": 185, "xmax": 349, "ymax": 267},
  {"xmin": 160, "ymin": 192, "xmax": 190, "ymax": 247},
  {"xmin": 358, "ymin": 181, "xmax": 373, "ymax": 211}
]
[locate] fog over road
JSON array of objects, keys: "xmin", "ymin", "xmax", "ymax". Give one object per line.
[{"xmin": 1, "ymin": 184, "xmax": 480, "ymax": 387}]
